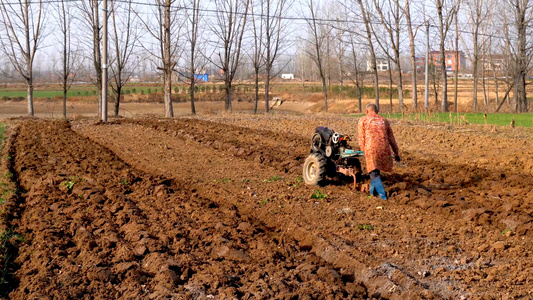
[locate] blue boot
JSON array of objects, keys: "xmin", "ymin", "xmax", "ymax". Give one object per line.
[{"xmin": 370, "ymin": 178, "xmax": 387, "ymax": 200}]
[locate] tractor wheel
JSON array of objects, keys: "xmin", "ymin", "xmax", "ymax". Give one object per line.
[
  {"xmin": 303, "ymin": 153, "xmax": 327, "ymax": 186},
  {"xmin": 311, "ymin": 133, "xmax": 322, "ymax": 152}
]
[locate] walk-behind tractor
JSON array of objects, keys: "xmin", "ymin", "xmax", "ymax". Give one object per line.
[{"xmin": 303, "ymin": 126, "xmax": 365, "ymax": 189}]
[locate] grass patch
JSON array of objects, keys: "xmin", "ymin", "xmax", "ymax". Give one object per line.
[
  {"xmin": 0, "ymin": 123, "xmax": 5, "ymax": 146},
  {"xmin": 0, "ymin": 228, "xmax": 25, "ymax": 288},
  {"xmin": 384, "ymin": 112, "xmax": 533, "ymax": 127},
  {"xmin": 357, "ymin": 224, "xmax": 374, "ymax": 231},
  {"xmin": 263, "ymin": 175, "xmax": 282, "ymax": 183},
  {"xmin": 310, "ymin": 189, "xmax": 327, "ymax": 199}
]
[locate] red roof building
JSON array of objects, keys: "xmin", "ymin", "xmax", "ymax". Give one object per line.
[{"xmin": 429, "ymin": 50, "xmax": 466, "ymax": 72}]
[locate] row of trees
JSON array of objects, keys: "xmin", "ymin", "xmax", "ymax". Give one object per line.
[
  {"xmin": 0, "ymin": 0, "xmax": 531, "ymax": 119},
  {"xmin": 301, "ymin": 0, "xmax": 532, "ymax": 114}
]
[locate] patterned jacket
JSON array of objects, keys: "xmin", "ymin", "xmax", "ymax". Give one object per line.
[{"xmin": 357, "ymin": 112, "xmax": 399, "ymax": 173}]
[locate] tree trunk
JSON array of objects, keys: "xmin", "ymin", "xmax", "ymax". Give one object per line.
[
  {"xmin": 27, "ymin": 81, "xmax": 34, "ymax": 117},
  {"xmin": 114, "ymin": 86, "xmax": 121, "ymax": 117},
  {"xmin": 388, "ymin": 59, "xmax": 393, "ymax": 112},
  {"xmin": 265, "ymin": 73, "xmax": 271, "ymax": 113},
  {"xmin": 63, "ymin": 91, "xmax": 67, "ymax": 119},
  {"xmin": 190, "ymin": 73, "xmax": 196, "ymax": 115},
  {"xmin": 404, "ymin": 0, "xmax": 417, "ymax": 110},
  {"xmin": 225, "ymin": 78, "xmax": 232, "ymax": 111},
  {"xmin": 164, "ymin": 71, "xmax": 173, "ymax": 117},
  {"xmin": 254, "ymin": 68, "xmax": 259, "ymax": 113}
]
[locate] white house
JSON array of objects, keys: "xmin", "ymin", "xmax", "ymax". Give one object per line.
[
  {"xmin": 366, "ymin": 58, "xmax": 390, "ymax": 72},
  {"xmin": 281, "ymin": 73, "xmax": 294, "ymax": 80}
]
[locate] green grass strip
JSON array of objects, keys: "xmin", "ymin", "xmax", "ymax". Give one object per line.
[
  {"xmin": 345, "ymin": 113, "xmax": 533, "ymax": 128},
  {"xmin": 387, "ymin": 113, "xmax": 533, "ymax": 127},
  {"xmin": 0, "ymin": 123, "xmax": 5, "ymax": 148}
]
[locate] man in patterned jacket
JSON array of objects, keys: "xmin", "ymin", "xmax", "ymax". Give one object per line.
[{"xmin": 357, "ymin": 103, "xmax": 400, "ymax": 200}]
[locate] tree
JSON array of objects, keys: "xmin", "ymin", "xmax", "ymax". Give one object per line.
[
  {"xmin": 304, "ymin": 0, "xmax": 330, "ymax": 111},
  {"xmin": 250, "ymin": 0, "xmax": 266, "ymax": 113},
  {"xmin": 53, "ymin": 0, "xmax": 80, "ymax": 119},
  {"xmin": 433, "ymin": 0, "xmax": 460, "ymax": 112},
  {"xmin": 333, "ymin": 6, "xmax": 348, "ymax": 91},
  {"xmin": 0, "ymin": 0, "xmax": 45, "ymax": 116},
  {"xmin": 110, "ymin": 0, "xmax": 140, "ymax": 117},
  {"xmin": 78, "ymin": 0, "xmax": 103, "ymax": 117},
  {"xmin": 348, "ymin": 36, "xmax": 366, "ymax": 112},
  {"xmin": 209, "ymin": 0, "xmax": 250, "ymax": 111},
  {"xmin": 463, "ymin": 0, "xmax": 492, "ymax": 111},
  {"xmin": 139, "ymin": 0, "xmax": 184, "ymax": 117},
  {"xmin": 263, "ymin": 0, "xmax": 291, "ymax": 113},
  {"xmin": 402, "ymin": 0, "xmax": 420, "ymax": 110},
  {"xmin": 185, "ymin": 0, "xmax": 201, "ymax": 115},
  {"xmin": 356, "ymin": 0, "xmax": 380, "ymax": 108},
  {"xmin": 508, "ymin": 0, "xmax": 532, "ymax": 112},
  {"xmin": 373, "ymin": 0, "xmax": 405, "ymax": 113}
]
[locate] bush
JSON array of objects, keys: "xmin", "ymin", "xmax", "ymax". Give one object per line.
[{"xmin": 147, "ymin": 93, "xmax": 163, "ymax": 103}]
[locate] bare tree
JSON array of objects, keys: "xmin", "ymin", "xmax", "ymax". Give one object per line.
[
  {"xmin": 78, "ymin": 0, "xmax": 103, "ymax": 117},
  {"xmin": 373, "ymin": 0, "xmax": 405, "ymax": 113},
  {"xmin": 53, "ymin": 0, "xmax": 80, "ymax": 119},
  {"xmin": 508, "ymin": 0, "xmax": 532, "ymax": 112},
  {"xmin": 250, "ymin": 0, "xmax": 266, "ymax": 113},
  {"xmin": 462, "ymin": 0, "xmax": 493, "ymax": 111},
  {"xmin": 304, "ymin": 0, "xmax": 330, "ymax": 111},
  {"xmin": 402, "ymin": 0, "xmax": 420, "ymax": 110},
  {"xmin": 109, "ymin": 0, "xmax": 140, "ymax": 117},
  {"xmin": 209, "ymin": 0, "xmax": 250, "ymax": 111},
  {"xmin": 0, "ymin": 0, "xmax": 45, "ymax": 116},
  {"xmin": 348, "ymin": 36, "xmax": 366, "ymax": 112},
  {"xmin": 453, "ymin": 1, "xmax": 460, "ymax": 112},
  {"xmin": 333, "ymin": 10, "xmax": 347, "ymax": 90},
  {"xmin": 356, "ymin": 0, "xmax": 380, "ymax": 108},
  {"xmin": 139, "ymin": 0, "xmax": 184, "ymax": 117},
  {"xmin": 433, "ymin": 0, "xmax": 460, "ymax": 112},
  {"xmin": 186, "ymin": 0, "xmax": 201, "ymax": 115},
  {"xmin": 263, "ymin": 0, "xmax": 291, "ymax": 113}
]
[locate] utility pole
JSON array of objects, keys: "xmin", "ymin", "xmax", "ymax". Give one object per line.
[
  {"xmin": 424, "ymin": 22, "xmax": 429, "ymax": 110},
  {"xmin": 101, "ymin": 0, "xmax": 108, "ymax": 122}
]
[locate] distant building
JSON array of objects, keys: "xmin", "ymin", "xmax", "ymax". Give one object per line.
[
  {"xmin": 367, "ymin": 57, "xmax": 390, "ymax": 72},
  {"xmin": 428, "ymin": 50, "xmax": 466, "ymax": 72},
  {"xmin": 415, "ymin": 56, "xmax": 426, "ymax": 74},
  {"xmin": 481, "ymin": 54, "xmax": 506, "ymax": 72},
  {"xmin": 281, "ymin": 73, "xmax": 294, "ymax": 80}
]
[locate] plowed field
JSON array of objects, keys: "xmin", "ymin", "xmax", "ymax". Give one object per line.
[{"xmin": 1, "ymin": 114, "xmax": 532, "ymax": 299}]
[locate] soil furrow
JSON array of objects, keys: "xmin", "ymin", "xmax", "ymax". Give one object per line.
[{"xmin": 6, "ymin": 119, "xmax": 368, "ymax": 299}]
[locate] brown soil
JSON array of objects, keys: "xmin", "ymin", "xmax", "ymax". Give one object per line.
[{"xmin": 1, "ymin": 114, "xmax": 533, "ymax": 299}]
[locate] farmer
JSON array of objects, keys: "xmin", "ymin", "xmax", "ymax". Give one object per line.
[{"xmin": 357, "ymin": 103, "xmax": 400, "ymax": 200}]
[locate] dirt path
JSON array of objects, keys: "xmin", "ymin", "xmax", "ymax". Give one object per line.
[{"xmin": 2, "ymin": 115, "xmax": 533, "ymax": 299}]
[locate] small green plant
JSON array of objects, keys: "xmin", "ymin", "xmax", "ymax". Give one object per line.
[
  {"xmin": 311, "ymin": 189, "xmax": 327, "ymax": 199},
  {"xmin": 213, "ymin": 178, "xmax": 231, "ymax": 184},
  {"xmin": 357, "ymin": 224, "xmax": 374, "ymax": 231},
  {"xmin": 120, "ymin": 178, "xmax": 130, "ymax": 186},
  {"xmin": 259, "ymin": 198, "xmax": 269, "ymax": 205},
  {"xmin": 61, "ymin": 180, "xmax": 75, "ymax": 191},
  {"xmin": 501, "ymin": 229, "xmax": 511, "ymax": 236},
  {"xmin": 241, "ymin": 178, "xmax": 250, "ymax": 183},
  {"xmin": 295, "ymin": 176, "xmax": 304, "ymax": 183},
  {"xmin": 263, "ymin": 175, "xmax": 281, "ymax": 183}
]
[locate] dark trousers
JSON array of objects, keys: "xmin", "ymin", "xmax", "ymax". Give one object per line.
[{"xmin": 369, "ymin": 169, "xmax": 381, "ymax": 180}]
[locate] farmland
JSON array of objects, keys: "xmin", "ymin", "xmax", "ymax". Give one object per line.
[{"xmin": 0, "ymin": 112, "xmax": 532, "ymax": 299}]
